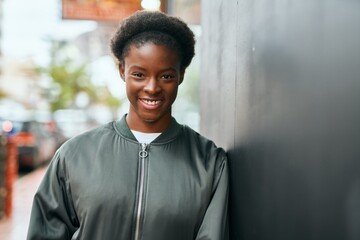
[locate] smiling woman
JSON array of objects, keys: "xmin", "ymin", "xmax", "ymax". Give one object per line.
[
  {"xmin": 27, "ymin": 10, "xmax": 229, "ymax": 240},
  {"xmin": 120, "ymin": 43, "xmax": 183, "ymax": 132}
]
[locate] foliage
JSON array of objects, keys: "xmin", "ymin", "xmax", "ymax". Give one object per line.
[
  {"xmin": 0, "ymin": 90, "xmax": 7, "ymax": 99},
  {"xmin": 40, "ymin": 39, "xmax": 121, "ymax": 112}
]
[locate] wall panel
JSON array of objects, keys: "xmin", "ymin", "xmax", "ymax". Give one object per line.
[{"xmin": 200, "ymin": 1, "xmax": 360, "ymax": 239}]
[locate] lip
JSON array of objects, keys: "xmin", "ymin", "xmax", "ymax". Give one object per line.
[{"xmin": 139, "ymin": 97, "xmax": 163, "ymax": 110}]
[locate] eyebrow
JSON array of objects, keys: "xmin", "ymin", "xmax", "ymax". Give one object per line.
[
  {"xmin": 129, "ymin": 66, "xmax": 177, "ymax": 72},
  {"xmin": 129, "ymin": 65, "xmax": 146, "ymax": 71}
]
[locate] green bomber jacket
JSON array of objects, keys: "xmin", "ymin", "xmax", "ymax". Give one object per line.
[{"xmin": 27, "ymin": 115, "xmax": 229, "ymax": 240}]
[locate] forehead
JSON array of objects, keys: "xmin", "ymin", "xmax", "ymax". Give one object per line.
[
  {"xmin": 121, "ymin": 31, "xmax": 182, "ymax": 63},
  {"xmin": 124, "ymin": 43, "xmax": 181, "ymax": 68}
]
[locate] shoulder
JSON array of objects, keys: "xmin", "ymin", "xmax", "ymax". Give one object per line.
[
  {"xmin": 58, "ymin": 121, "xmax": 116, "ymax": 155},
  {"xmin": 181, "ymin": 125, "xmax": 224, "ymax": 149},
  {"xmin": 179, "ymin": 125, "xmax": 228, "ymax": 182},
  {"xmin": 181, "ymin": 124, "xmax": 227, "ymax": 160}
]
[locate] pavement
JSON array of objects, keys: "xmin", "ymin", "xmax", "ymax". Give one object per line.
[{"xmin": 0, "ymin": 166, "xmax": 47, "ymax": 240}]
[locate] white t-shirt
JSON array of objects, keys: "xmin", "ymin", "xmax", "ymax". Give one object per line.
[{"xmin": 131, "ymin": 130, "xmax": 162, "ymax": 144}]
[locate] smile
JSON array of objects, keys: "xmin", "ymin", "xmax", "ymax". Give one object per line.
[
  {"xmin": 139, "ymin": 98, "xmax": 163, "ymax": 108},
  {"xmin": 142, "ymin": 99, "xmax": 161, "ymax": 105}
]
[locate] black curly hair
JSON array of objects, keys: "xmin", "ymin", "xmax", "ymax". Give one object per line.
[{"xmin": 110, "ymin": 10, "xmax": 195, "ymax": 70}]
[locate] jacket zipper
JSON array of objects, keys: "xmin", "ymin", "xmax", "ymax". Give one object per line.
[{"xmin": 134, "ymin": 143, "xmax": 148, "ymax": 240}]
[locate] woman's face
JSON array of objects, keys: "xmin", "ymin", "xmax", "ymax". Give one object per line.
[{"xmin": 119, "ymin": 42, "xmax": 184, "ymax": 133}]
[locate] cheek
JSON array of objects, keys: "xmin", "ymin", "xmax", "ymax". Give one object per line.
[
  {"xmin": 168, "ymin": 86, "xmax": 179, "ymax": 100},
  {"xmin": 125, "ymin": 84, "xmax": 135, "ymax": 99}
]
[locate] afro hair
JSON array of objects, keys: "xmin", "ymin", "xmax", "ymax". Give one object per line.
[{"xmin": 110, "ymin": 10, "xmax": 195, "ymax": 70}]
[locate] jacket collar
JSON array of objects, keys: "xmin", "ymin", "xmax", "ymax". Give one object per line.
[{"xmin": 114, "ymin": 114, "xmax": 182, "ymax": 144}]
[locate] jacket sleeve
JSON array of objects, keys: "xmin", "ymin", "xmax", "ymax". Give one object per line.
[
  {"xmin": 27, "ymin": 150, "xmax": 79, "ymax": 240},
  {"xmin": 196, "ymin": 155, "xmax": 229, "ymax": 240}
]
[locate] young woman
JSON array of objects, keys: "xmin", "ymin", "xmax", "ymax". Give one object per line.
[{"xmin": 27, "ymin": 10, "xmax": 228, "ymax": 240}]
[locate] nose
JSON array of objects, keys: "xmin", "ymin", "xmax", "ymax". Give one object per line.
[{"xmin": 144, "ymin": 78, "xmax": 160, "ymax": 95}]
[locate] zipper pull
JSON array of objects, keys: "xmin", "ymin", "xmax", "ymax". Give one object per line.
[{"xmin": 139, "ymin": 143, "xmax": 148, "ymax": 159}]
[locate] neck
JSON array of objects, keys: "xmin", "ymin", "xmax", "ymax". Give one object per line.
[{"xmin": 126, "ymin": 113, "xmax": 172, "ymax": 133}]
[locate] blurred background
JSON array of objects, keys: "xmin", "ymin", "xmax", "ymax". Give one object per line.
[
  {"xmin": 3, "ymin": 1, "xmax": 359, "ymax": 240},
  {"xmin": 0, "ymin": 0, "xmax": 200, "ymax": 238}
]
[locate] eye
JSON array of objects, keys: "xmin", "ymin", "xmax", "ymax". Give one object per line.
[
  {"xmin": 131, "ymin": 72, "xmax": 144, "ymax": 78},
  {"xmin": 161, "ymin": 74, "xmax": 176, "ymax": 80}
]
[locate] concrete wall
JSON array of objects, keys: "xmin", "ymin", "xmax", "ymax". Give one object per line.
[{"xmin": 200, "ymin": 1, "xmax": 360, "ymax": 239}]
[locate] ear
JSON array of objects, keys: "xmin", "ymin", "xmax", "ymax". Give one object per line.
[
  {"xmin": 118, "ymin": 63, "xmax": 125, "ymax": 81},
  {"xmin": 179, "ymin": 69, "xmax": 185, "ymax": 85}
]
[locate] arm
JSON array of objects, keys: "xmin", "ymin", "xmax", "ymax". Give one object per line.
[
  {"xmin": 27, "ymin": 150, "xmax": 79, "ymax": 240},
  {"xmin": 196, "ymin": 157, "xmax": 229, "ymax": 240}
]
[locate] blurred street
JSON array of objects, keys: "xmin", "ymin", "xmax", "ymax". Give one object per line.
[{"xmin": 0, "ymin": 166, "xmax": 46, "ymax": 240}]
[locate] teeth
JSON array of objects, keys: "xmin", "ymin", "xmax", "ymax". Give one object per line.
[{"xmin": 143, "ymin": 99, "xmax": 160, "ymax": 105}]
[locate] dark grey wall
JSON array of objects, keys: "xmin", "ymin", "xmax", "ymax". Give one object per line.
[{"xmin": 200, "ymin": 1, "xmax": 360, "ymax": 240}]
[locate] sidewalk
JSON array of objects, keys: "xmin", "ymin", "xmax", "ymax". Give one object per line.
[{"xmin": 0, "ymin": 166, "xmax": 47, "ymax": 240}]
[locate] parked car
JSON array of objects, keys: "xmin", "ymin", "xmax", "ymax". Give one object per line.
[{"xmin": 14, "ymin": 120, "xmax": 58, "ymax": 170}]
